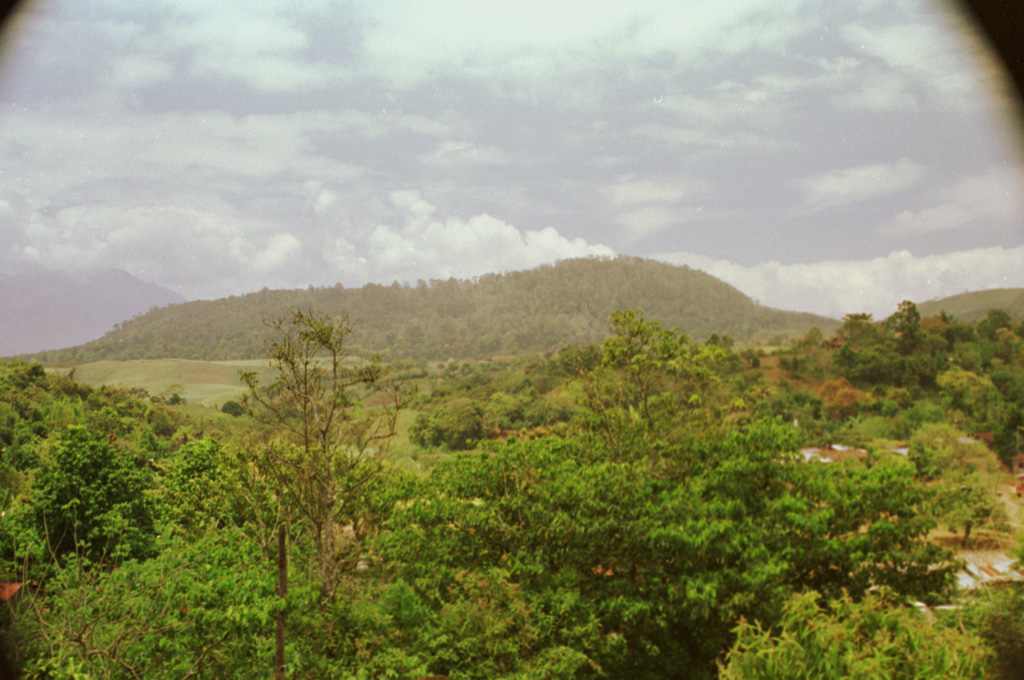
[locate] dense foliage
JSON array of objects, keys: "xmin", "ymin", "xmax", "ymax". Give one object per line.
[
  {"xmin": 3, "ymin": 299, "xmax": 1024, "ymax": 678},
  {"xmin": 719, "ymin": 591, "xmax": 991, "ymax": 679}
]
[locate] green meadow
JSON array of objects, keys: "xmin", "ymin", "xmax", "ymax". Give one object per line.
[{"xmin": 63, "ymin": 359, "xmax": 277, "ymax": 408}]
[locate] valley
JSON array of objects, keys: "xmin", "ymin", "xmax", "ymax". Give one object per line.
[{"xmin": 3, "ymin": 267, "xmax": 1024, "ymax": 678}]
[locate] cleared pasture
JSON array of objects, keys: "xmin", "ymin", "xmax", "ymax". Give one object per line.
[{"xmin": 63, "ymin": 359, "xmax": 276, "ymax": 408}]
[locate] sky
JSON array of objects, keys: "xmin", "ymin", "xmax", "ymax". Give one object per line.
[{"xmin": 0, "ymin": 0, "xmax": 1022, "ymax": 319}]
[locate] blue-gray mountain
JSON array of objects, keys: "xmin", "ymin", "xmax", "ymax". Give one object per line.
[{"xmin": 0, "ymin": 268, "xmax": 184, "ymax": 356}]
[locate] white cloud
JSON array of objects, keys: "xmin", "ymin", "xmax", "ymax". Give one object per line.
[
  {"xmin": 798, "ymin": 158, "xmax": 923, "ymax": 210},
  {"xmin": 303, "ymin": 180, "xmax": 338, "ymax": 215},
  {"xmin": 654, "ymin": 246, "xmax": 1024, "ymax": 319},
  {"xmin": 841, "ymin": 18, "xmax": 984, "ymax": 108},
  {"xmin": 604, "ymin": 177, "xmax": 707, "ymax": 207},
  {"xmin": 358, "ymin": 0, "xmax": 810, "ymax": 92},
  {"xmin": 252, "ymin": 233, "xmax": 304, "ymax": 273},
  {"xmin": 832, "ymin": 70, "xmax": 917, "ymax": 111},
  {"xmin": 104, "ymin": 54, "xmax": 175, "ymax": 89},
  {"xmin": 613, "ymin": 206, "xmax": 679, "ymax": 242},
  {"xmin": 601, "ymin": 175, "xmax": 713, "ymax": 242},
  {"xmin": 350, "ymin": 191, "xmax": 614, "ymax": 282},
  {"xmin": 153, "ymin": 8, "xmax": 348, "ymax": 92},
  {"xmin": 420, "ymin": 140, "xmax": 509, "ymax": 167},
  {"xmin": 628, "ymin": 119, "xmax": 789, "ymax": 159},
  {"xmin": 0, "ymin": 107, "xmax": 372, "ymax": 203},
  {"xmin": 880, "ymin": 166, "xmax": 1024, "ymax": 236},
  {"xmin": 8, "ymin": 198, "xmax": 309, "ymax": 298},
  {"xmin": 2, "ymin": 0, "xmax": 1019, "ymax": 312}
]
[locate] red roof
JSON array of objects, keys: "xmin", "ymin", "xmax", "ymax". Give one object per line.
[{"xmin": 0, "ymin": 583, "xmax": 21, "ymax": 602}]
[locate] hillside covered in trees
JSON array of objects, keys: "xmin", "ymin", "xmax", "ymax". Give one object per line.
[
  {"xmin": 24, "ymin": 257, "xmax": 835, "ymax": 363},
  {"xmin": 917, "ymin": 288, "xmax": 1024, "ymax": 322},
  {"xmin": 3, "ymin": 299, "xmax": 1024, "ymax": 678}
]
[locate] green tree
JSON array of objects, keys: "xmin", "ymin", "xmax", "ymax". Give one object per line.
[
  {"xmin": 889, "ymin": 300, "xmax": 924, "ymax": 356},
  {"xmin": 838, "ymin": 312, "xmax": 883, "ymax": 348},
  {"xmin": 977, "ymin": 308, "xmax": 1013, "ymax": 342},
  {"xmin": 907, "ymin": 424, "xmax": 1007, "ymax": 546},
  {"xmin": 33, "ymin": 425, "xmax": 155, "ymax": 563},
  {"xmin": 937, "ymin": 368, "xmax": 998, "ymax": 425},
  {"xmin": 378, "ymin": 421, "xmax": 952, "ymax": 679},
  {"xmin": 579, "ymin": 309, "xmax": 725, "ymax": 461},
  {"xmin": 939, "ymin": 472, "xmax": 1007, "ymax": 547},
  {"xmin": 221, "ymin": 400, "xmax": 245, "ymax": 417},
  {"xmin": 163, "ymin": 437, "xmax": 240, "ymax": 536},
  {"xmin": 242, "ymin": 309, "xmax": 402, "ymax": 596},
  {"xmin": 9, "ymin": 529, "xmax": 291, "ymax": 680},
  {"xmin": 409, "ymin": 399, "xmax": 485, "ymax": 451}
]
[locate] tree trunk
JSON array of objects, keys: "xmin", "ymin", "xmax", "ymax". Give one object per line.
[
  {"xmin": 321, "ymin": 480, "xmax": 335, "ymax": 595},
  {"xmin": 275, "ymin": 524, "xmax": 287, "ymax": 680}
]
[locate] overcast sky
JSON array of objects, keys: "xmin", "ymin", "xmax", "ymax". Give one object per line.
[{"xmin": 1, "ymin": 0, "xmax": 1022, "ymax": 319}]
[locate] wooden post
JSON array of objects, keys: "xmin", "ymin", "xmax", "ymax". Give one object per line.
[{"xmin": 275, "ymin": 524, "xmax": 287, "ymax": 680}]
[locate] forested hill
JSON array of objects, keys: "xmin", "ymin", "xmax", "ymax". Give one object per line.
[
  {"xmin": 27, "ymin": 257, "xmax": 837, "ymax": 363},
  {"xmin": 917, "ymin": 289, "xmax": 1024, "ymax": 322}
]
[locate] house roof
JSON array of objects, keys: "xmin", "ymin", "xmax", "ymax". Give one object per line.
[
  {"xmin": 799, "ymin": 446, "xmax": 869, "ymax": 464},
  {"xmin": 0, "ymin": 582, "xmax": 21, "ymax": 602},
  {"xmin": 956, "ymin": 552, "xmax": 1024, "ymax": 589}
]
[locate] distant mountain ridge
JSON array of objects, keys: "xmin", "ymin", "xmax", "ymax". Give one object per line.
[
  {"xmin": 0, "ymin": 268, "xmax": 185, "ymax": 356},
  {"xmin": 26, "ymin": 257, "xmax": 838, "ymax": 364}
]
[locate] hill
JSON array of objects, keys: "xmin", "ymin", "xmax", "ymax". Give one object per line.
[
  {"xmin": 917, "ymin": 289, "xmax": 1024, "ymax": 322},
  {"xmin": 26, "ymin": 257, "xmax": 837, "ymax": 363},
  {"xmin": 0, "ymin": 267, "xmax": 185, "ymax": 357}
]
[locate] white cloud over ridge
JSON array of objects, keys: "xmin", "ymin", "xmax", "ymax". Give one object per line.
[
  {"xmin": 1, "ymin": 0, "xmax": 1022, "ymax": 321},
  {"xmin": 327, "ymin": 191, "xmax": 615, "ymax": 285},
  {"xmin": 655, "ymin": 246, "xmax": 1024, "ymax": 320}
]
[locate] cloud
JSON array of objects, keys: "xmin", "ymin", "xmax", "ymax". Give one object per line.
[
  {"xmin": 880, "ymin": 166, "xmax": 1024, "ymax": 236},
  {"xmin": 150, "ymin": 6, "xmax": 349, "ymax": 93},
  {"xmin": 831, "ymin": 69, "xmax": 917, "ymax": 111},
  {"xmin": 330, "ymin": 191, "xmax": 615, "ymax": 283},
  {"xmin": 841, "ymin": 18, "xmax": 983, "ymax": 108},
  {"xmin": 420, "ymin": 140, "xmax": 509, "ymax": 167},
  {"xmin": 602, "ymin": 175, "xmax": 713, "ymax": 242},
  {"xmin": 654, "ymin": 246, "xmax": 1024, "ymax": 319},
  {"xmin": 797, "ymin": 158, "xmax": 923, "ymax": 211},
  {"xmin": 2, "ymin": 0, "xmax": 1020, "ymax": 313},
  {"xmin": 604, "ymin": 177, "xmax": 708, "ymax": 207},
  {"xmin": 358, "ymin": 0, "xmax": 811, "ymax": 93},
  {"xmin": 0, "ymin": 106, "xmax": 400, "ymax": 217},
  {"xmin": 103, "ymin": 54, "xmax": 175, "ymax": 89},
  {"xmin": 252, "ymin": 233, "xmax": 304, "ymax": 273},
  {"xmin": 7, "ymin": 198, "xmax": 314, "ymax": 298}
]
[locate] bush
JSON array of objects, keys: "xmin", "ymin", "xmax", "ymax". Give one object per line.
[
  {"xmin": 410, "ymin": 400, "xmax": 484, "ymax": 451},
  {"xmin": 33, "ymin": 425, "xmax": 156, "ymax": 562},
  {"xmin": 221, "ymin": 400, "xmax": 245, "ymax": 417},
  {"xmin": 720, "ymin": 591, "xmax": 991, "ymax": 679}
]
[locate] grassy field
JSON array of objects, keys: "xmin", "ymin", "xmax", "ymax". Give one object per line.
[
  {"xmin": 61, "ymin": 359, "xmax": 427, "ymax": 464},
  {"xmin": 64, "ymin": 359, "xmax": 277, "ymax": 408}
]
